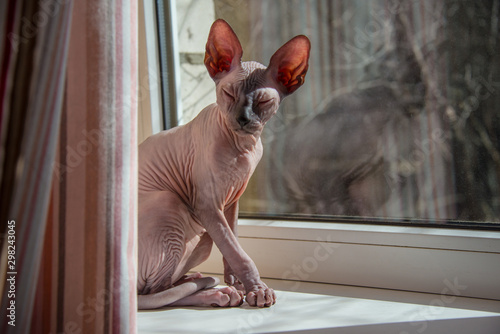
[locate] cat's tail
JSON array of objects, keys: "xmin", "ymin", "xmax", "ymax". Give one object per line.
[{"xmin": 137, "ymin": 276, "xmax": 219, "ymax": 309}]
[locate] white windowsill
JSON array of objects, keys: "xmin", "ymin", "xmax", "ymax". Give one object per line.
[
  {"xmin": 138, "ymin": 277, "xmax": 500, "ymax": 334},
  {"xmin": 138, "ymin": 220, "xmax": 500, "ymax": 333}
]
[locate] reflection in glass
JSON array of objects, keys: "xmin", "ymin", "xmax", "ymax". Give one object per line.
[{"xmin": 178, "ymin": 0, "xmax": 500, "ymax": 224}]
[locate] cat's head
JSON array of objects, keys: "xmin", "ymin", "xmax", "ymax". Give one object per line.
[{"xmin": 204, "ymin": 19, "xmax": 310, "ymax": 137}]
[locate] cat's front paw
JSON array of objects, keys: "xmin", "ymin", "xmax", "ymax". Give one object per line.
[
  {"xmin": 209, "ymin": 286, "xmax": 244, "ymax": 307},
  {"xmin": 245, "ymin": 283, "xmax": 277, "ymax": 307},
  {"xmin": 225, "ymin": 273, "xmax": 245, "ymax": 292}
]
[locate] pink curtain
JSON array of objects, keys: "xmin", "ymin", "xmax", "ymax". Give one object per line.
[{"xmin": 0, "ymin": 1, "xmax": 138, "ymax": 333}]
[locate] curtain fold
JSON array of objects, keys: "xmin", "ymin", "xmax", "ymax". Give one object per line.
[
  {"xmin": 1, "ymin": 0, "xmax": 138, "ymax": 333},
  {"xmin": 0, "ymin": 1, "xmax": 74, "ymax": 333}
]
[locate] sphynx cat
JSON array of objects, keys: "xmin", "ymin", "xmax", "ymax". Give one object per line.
[{"xmin": 137, "ymin": 19, "xmax": 310, "ymax": 309}]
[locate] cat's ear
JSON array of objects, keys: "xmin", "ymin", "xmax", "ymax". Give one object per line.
[
  {"xmin": 267, "ymin": 35, "xmax": 311, "ymax": 95},
  {"xmin": 204, "ymin": 19, "xmax": 243, "ymax": 81}
]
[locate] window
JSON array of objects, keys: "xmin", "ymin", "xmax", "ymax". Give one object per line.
[
  {"xmin": 140, "ymin": 0, "xmax": 500, "ymax": 302},
  {"xmin": 154, "ymin": 0, "xmax": 500, "ymax": 229}
]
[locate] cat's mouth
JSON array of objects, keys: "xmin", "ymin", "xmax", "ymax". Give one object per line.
[
  {"xmin": 235, "ymin": 128, "xmax": 255, "ymax": 135},
  {"xmin": 235, "ymin": 124, "xmax": 261, "ymax": 135}
]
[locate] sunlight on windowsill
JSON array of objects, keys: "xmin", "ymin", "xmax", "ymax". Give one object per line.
[{"xmin": 137, "ymin": 277, "xmax": 500, "ymax": 334}]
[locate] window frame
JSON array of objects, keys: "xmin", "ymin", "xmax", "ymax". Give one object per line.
[
  {"xmin": 155, "ymin": 0, "xmax": 182, "ymax": 130},
  {"xmin": 240, "ymin": 213, "xmax": 500, "ymax": 231}
]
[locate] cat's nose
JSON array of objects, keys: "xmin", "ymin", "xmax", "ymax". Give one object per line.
[
  {"xmin": 237, "ymin": 114, "xmax": 251, "ymax": 127},
  {"xmin": 237, "ymin": 108, "xmax": 252, "ymax": 127}
]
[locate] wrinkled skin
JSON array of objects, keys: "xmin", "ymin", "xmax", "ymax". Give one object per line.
[{"xmin": 137, "ymin": 19, "xmax": 310, "ymax": 309}]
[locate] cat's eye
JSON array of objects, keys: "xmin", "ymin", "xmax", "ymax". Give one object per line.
[
  {"xmin": 258, "ymin": 98, "xmax": 274, "ymax": 106},
  {"xmin": 222, "ymin": 88, "xmax": 235, "ymax": 101}
]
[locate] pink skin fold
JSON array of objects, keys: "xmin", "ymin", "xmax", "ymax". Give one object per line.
[{"xmin": 137, "ymin": 19, "xmax": 310, "ymax": 309}]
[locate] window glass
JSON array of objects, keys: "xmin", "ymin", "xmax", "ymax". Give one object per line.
[{"xmin": 175, "ymin": 0, "xmax": 500, "ymax": 226}]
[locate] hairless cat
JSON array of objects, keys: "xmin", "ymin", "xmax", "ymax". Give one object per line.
[{"xmin": 138, "ymin": 19, "xmax": 310, "ymax": 309}]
